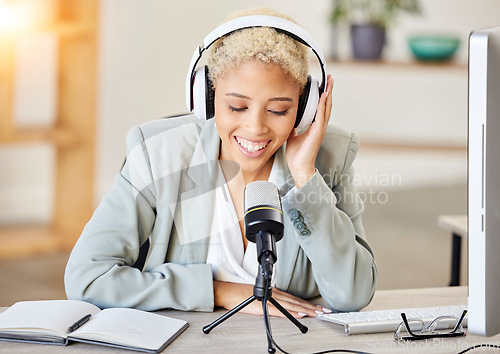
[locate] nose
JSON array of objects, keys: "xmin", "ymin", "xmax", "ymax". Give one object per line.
[{"xmin": 244, "ymin": 109, "xmax": 269, "ymax": 135}]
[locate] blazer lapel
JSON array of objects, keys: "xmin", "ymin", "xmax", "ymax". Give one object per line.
[
  {"xmin": 174, "ymin": 120, "xmax": 220, "ymax": 262},
  {"xmin": 273, "ymin": 146, "xmax": 301, "ymax": 291}
]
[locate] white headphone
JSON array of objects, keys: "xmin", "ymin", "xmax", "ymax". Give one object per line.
[{"xmin": 185, "ymin": 15, "xmax": 327, "ymax": 130}]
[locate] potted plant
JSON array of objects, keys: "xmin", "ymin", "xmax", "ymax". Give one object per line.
[{"xmin": 330, "ymin": 0, "xmax": 421, "ymax": 60}]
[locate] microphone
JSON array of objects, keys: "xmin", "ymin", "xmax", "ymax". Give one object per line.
[{"xmin": 244, "ymin": 181, "xmax": 284, "ymax": 279}]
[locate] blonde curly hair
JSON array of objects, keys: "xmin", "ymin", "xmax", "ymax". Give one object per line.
[{"xmin": 207, "ymin": 8, "xmax": 309, "ymax": 92}]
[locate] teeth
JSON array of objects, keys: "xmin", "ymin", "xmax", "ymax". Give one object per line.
[{"xmin": 236, "ymin": 137, "xmax": 269, "ymax": 152}]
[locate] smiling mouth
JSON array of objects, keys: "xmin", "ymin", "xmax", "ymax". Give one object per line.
[{"xmin": 235, "ymin": 136, "xmax": 270, "ymax": 153}]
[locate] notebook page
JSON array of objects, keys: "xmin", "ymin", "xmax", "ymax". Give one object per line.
[
  {"xmin": 0, "ymin": 300, "xmax": 101, "ymax": 338},
  {"xmin": 70, "ymin": 308, "xmax": 187, "ymax": 351}
]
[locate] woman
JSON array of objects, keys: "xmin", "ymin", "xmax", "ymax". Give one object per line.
[{"xmin": 65, "ymin": 8, "xmax": 377, "ymax": 318}]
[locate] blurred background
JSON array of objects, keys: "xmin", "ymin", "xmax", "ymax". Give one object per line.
[{"xmin": 0, "ymin": 0, "xmax": 498, "ymax": 306}]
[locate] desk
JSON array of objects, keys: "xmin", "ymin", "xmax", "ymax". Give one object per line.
[
  {"xmin": 438, "ymin": 215, "xmax": 467, "ymax": 286},
  {"xmin": 1, "ymin": 287, "xmax": 499, "ymax": 353}
]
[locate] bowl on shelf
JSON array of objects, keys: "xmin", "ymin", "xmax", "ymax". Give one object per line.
[{"xmin": 408, "ymin": 35, "xmax": 460, "ymax": 61}]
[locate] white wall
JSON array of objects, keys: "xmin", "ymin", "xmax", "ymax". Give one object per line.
[
  {"xmin": 1, "ymin": 0, "xmax": 500, "ymax": 223},
  {"xmin": 327, "ymin": 64, "xmax": 468, "ymax": 147}
]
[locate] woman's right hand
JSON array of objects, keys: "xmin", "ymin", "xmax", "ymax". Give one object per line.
[{"xmin": 213, "ymin": 280, "xmax": 328, "ymax": 318}]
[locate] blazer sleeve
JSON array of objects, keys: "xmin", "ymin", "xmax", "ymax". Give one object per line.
[
  {"xmin": 280, "ymin": 128, "xmax": 377, "ymax": 312},
  {"xmin": 64, "ymin": 125, "xmax": 214, "ymax": 312}
]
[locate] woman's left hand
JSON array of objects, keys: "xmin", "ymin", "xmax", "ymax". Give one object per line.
[
  {"xmin": 213, "ymin": 280, "xmax": 327, "ymax": 318},
  {"xmin": 285, "ymin": 75, "xmax": 334, "ymax": 189}
]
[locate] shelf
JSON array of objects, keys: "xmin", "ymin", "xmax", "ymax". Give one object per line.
[
  {"xmin": 326, "ymin": 58, "xmax": 468, "ymax": 71},
  {"xmin": 0, "ymin": 128, "xmax": 79, "ymax": 147},
  {"xmin": 0, "ymin": 21, "xmax": 94, "ymax": 40},
  {"xmin": 50, "ymin": 22, "xmax": 95, "ymax": 38},
  {"xmin": 0, "ymin": 226, "xmax": 61, "ymax": 260},
  {"xmin": 360, "ymin": 140, "xmax": 467, "ymax": 152}
]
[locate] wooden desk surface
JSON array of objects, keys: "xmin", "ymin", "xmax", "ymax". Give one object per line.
[{"xmin": 1, "ymin": 287, "xmax": 499, "ymax": 354}]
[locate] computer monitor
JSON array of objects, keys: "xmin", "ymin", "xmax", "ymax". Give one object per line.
[{"xmin": 468, "ymin": 25, "xmax": 500, "ymax": 337}]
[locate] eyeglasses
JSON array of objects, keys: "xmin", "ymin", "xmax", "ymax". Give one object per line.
[{"xmin": 394, "ymin": 310, "xmax": 467, "ymax": 341}]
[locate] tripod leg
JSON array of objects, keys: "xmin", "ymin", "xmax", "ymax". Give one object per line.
[
  {"xmin": 262, "ymin": 300, "xmax": 276, "ymax": 354},
  {"xmin": 203, "ymin": 295, "xmax": 256, "ymax": 334},
  {"xmin": 268, "ymin": 297, "xmax": 308, "ymax": 334}
]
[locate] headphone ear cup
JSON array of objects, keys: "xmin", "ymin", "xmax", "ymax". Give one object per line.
[
  {"xmin": 205, "ymin": 69, "xmax": 215, "ymax": 119},
  {"xmin": 296, "ymin": 76, "xmax": 311, "ymax": 127},
  {"xmin": 192, "ymin": 66, "xmax": 215, "ymax": 120},
  {"xmin": 295, "ymin": 75, "xmax": 320, "ymax": 130}
]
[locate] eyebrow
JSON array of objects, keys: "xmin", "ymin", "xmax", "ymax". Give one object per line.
[
  {"xmin": 226, "ymin": 92, "xmax": 250, "ymax": 99},
  {"xmin": 225, "ymin": 93, "xmax": 293, "ymax": 102}
]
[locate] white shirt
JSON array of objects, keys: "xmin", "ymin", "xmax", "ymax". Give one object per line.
[{"xmin": 206, "ymin": 154, "xmax": 284, "ymax": 285}]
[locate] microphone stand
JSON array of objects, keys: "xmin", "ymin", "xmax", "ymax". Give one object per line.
[{"xmin": 203, "ymin": 251, "xmax": 308, "ymax": 354}]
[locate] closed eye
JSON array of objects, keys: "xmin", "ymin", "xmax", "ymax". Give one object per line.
[
  {"xmin": 269, "ymin": 109, "xmax": 289, "ymax": 116},
  {"xmin": 229, "ymin": 105, "xmax": 247, "ymax": 112}
]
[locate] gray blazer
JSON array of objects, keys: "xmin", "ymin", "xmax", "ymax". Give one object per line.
[{"xmin": 65, "ymin": 114, "xmax": 377, "ymax": 312}]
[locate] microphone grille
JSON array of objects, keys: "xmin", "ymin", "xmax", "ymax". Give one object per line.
[{"xmin": 244, "ymin": 181, "xmax": 282, "ymax": 211}]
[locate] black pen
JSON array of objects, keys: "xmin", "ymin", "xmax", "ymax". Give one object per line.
[{"xmin": 67, "ymin": 314, "xmax": 92, "ymax": 333}]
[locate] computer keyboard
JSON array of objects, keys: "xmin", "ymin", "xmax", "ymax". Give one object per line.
[{"xmin": 316, "ymin": 305, "xmax": 467, "ymax": 335}]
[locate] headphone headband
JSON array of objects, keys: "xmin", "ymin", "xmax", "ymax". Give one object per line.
[{"xmin": 186, "ymin": 15, "xmax": 327, "ymax": 112}]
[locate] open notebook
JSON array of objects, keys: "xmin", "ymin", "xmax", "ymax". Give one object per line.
[{"xmin": 0, "ymin": 300, "xmax": 188, "ymax": 353}]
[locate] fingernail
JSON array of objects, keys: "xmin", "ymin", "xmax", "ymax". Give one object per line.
[
  {"xmin": 323, "ymin": 307, "xmax": 332, "ymax": 314},
  {"xmin": 315, "ymin": 310, "xmax": 324, "ymax": 315},
  {"xmin": 297, "ymin": 312, "xmax": 307, "ymax": 317}
]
